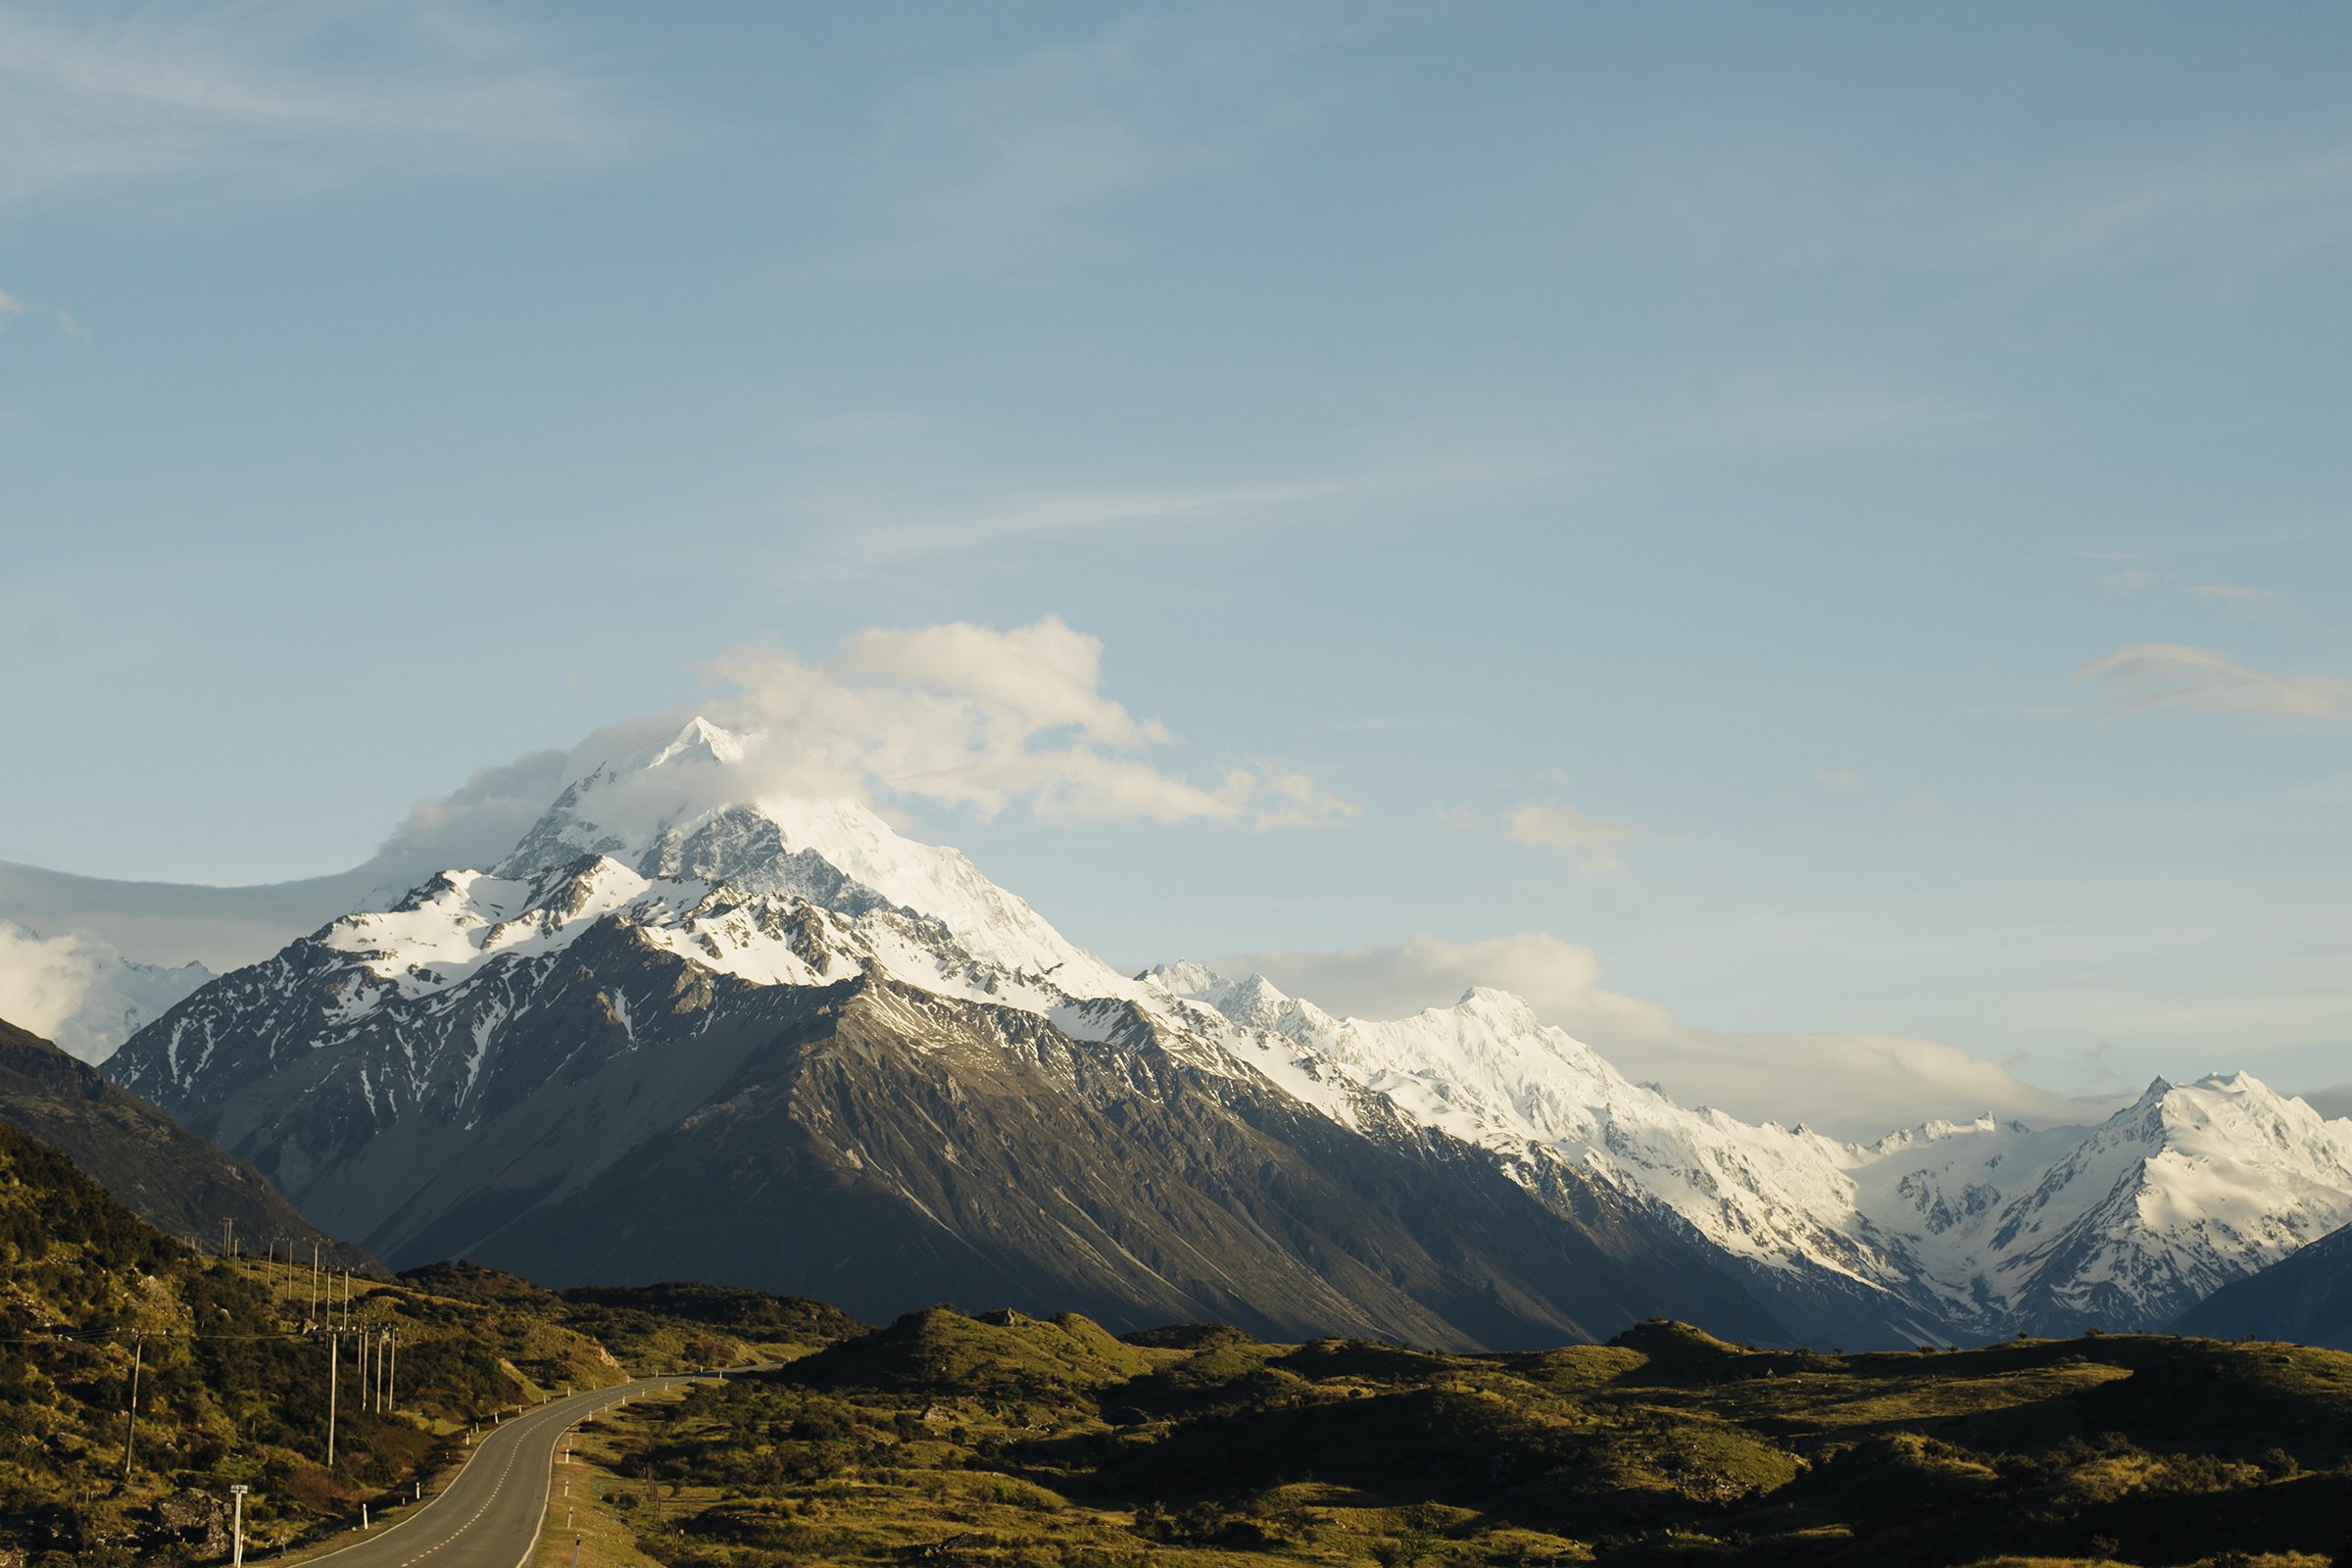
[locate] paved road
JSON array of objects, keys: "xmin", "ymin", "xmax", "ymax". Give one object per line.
[{"xmin": 295, "ymin": 1374, "xmax": 705, "ymax": 1568}]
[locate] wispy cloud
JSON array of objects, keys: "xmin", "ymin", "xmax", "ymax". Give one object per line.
[
  {"xmin": 1705, "ymin": 369, "xmax": 2000, "ymax": 453},
  {"xmin": 842, "ymin": 476, "xmax": 1351, "ymax": 558},
  {"xmin": 2186, "ymin": 582, "xmax": 2295, "ymax": 621},
  {"xmin": 786, "ymin": 456, "xmax": 1512, "ymax": 574},
  {"xmin": 2077, "ymin": 644, "xmax": 2352, "ymax": 723},
  {"xmin": 1813, "ymin": 766, "xmax": 1866, "ymax": 792},
  {"xmin": 2094, "ymin": 567, "xmax": 2164, "ymax": 596},
  {"xmin": 1995, "ymin": 142, "xmax": 2352, "ymax": 268},
  {"xmin": 1501, "ymin": 799, "xmax": 1639, "ymax": 875},
  {"xmin": 0, "ymin": 4, "xmax": 632, "ymax": 204}
]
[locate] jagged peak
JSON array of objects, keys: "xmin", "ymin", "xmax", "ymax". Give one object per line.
[{"xmin": 1136, "ymin": 959, "xmax": 1230, "ymax": 996}]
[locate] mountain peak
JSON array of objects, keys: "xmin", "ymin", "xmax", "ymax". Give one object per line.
[
  {"xmin": 643, "ymin": 714, "xmax": 751, "ymax": 770},
  {"xmin": 1450, "ymin": 986, "xmax": 1544, "ymax": 1029}
]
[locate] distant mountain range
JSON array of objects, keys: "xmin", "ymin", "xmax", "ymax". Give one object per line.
[{"xmin": 101, "ymin": 717, "xmax": 2352, "ymax": 1348}]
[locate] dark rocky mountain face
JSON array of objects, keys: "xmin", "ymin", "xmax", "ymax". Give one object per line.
[
  {"xmin": 2174, "ymin": 1222, "xmax": 2352, "ymax": 1349},
  {"xmin": 106, "ymin": 904, "xmax": 1786, "ymax": 1349},
  {"xmin": 0, "ymin": 1014, "xmax": 368, "ymax": 1267},
  {"xmin": 468, "ymin": 977, "xmax": 1790, "ymax": 1348}
]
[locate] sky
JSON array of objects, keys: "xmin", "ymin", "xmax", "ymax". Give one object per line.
[{"xmin": 0, "ymin": 1, "xmax": 2346, "ymax": 1128}]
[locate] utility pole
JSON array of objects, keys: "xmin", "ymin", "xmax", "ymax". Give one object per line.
[
  {"xmin": 326, "ymin": 1329, "xmax": 339, "ymax": 1472},
  {"xmin": 310, "ymin": 1242, "xmax": 319, "ymax": 1325},
  {"xmin": 121, "ymin": 1335, "xmax": 143, "ymax": 1482},
  {"xmin": 386, "ymin": 1328, "xmax": 397, "ymax": 1415},
  {"xmin": 229, "ymin": 1483, "xmax": 248, "ymax": 1568}
]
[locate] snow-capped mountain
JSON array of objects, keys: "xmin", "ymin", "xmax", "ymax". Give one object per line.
[
  {"xmin": 107, "ymin": 719, "xmax": 1782, "ymax": 1348},
  {"xmin": 1145, "ymin": 964, "xmax": 2352, "ymax": 1339},
  {"xmin": 493, "ymin": 717, "xmax": 1131, "ymax": 994},
  {"xmin": 102, "ymin": 716, "xmax": 2352, "ymax": 1346}
]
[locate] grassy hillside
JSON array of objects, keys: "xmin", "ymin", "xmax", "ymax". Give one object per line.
[
  {"xmin": 560, "ymin": 1310, "xmax": 2352, "ymax": 1568},
  {"xmin": 0, "ymin": 1125, "xmax": 858, "ymax": 1566}
]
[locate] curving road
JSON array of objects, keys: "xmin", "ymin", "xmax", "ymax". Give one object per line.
[{"xmin": 294, "ymin": 1374, "xmax": 705, "ymax": 1568}]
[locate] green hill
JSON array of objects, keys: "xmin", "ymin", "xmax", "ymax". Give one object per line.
[
  {"xmin": 566, "ymin": 1310, "xmax": 2352, "ymax": 1568},
  {"xmin": 0, "ymin": 1122, "xmax": 859, "ymax": 1564}
]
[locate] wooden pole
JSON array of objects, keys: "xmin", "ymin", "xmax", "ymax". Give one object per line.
[
  {"xmin": 326, "ymin": 1329, "xmax": 339, "ymax": 1472},
  {"xmin": 121, "ymin": 1336, "xmax": 143, "ymax": 1482}
]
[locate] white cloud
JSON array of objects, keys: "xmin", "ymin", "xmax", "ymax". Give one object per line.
[
  {"xmin": 0, "ymin": 287, "xmax": 20, "ymax": 318},
  {"xmin": 1227, "ymin": 931, "xmax": 2082, "ymax": 1137},
  {"xmin": 0, "ymin": 921, "xmax": 105, "ymax": 1038},
  {"xmin": 567, "ymin": 614, "xmax": 1357, "ymax": 832},
  {"xmin": 2076, "ymin": 643, "xmax": 2352, "ymax": 723},
  {"xmin": 2187, "ymin": 583, "xmax": 2294, "ymax": 620},
  {"xmin": 0, "ymin": 918, "xmax": 214, "ymax": 1062},
  {"xmin": 1501, "ymin": 799, "xmax": 1638, "ymax": 874},
  {"xmin": 1813, "ymin": 766, "xmax": 1866, "ymax": 792},
  {"xmin": 0, "ymin": 4, "xmax": 629, "ymax": 204},
  {"xmin": 372, "ymin": 749, "xmax": 573, "ymax": 875}
]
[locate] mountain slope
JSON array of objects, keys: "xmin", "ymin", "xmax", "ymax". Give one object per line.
[
  {"xmin": 2174, "ymin": 1220, "xmax": 2352, "ymax": 1348},
  {"xmin": 466, "ymin": 975, "xmax": 1787, "ymax": 1346},
  {"xmin": 0, "ymin": 1014, "xmax": 368, "ymax": 1266}
]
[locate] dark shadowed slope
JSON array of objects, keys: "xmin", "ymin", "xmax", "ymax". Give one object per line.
[
  {"xmin": 0, "ymin": 1014, "xmax": 369, "ymax": 1266},
  {"xmin": 2175, "ymin": 1221, "xmax": 2352, "ymax": 1349}
]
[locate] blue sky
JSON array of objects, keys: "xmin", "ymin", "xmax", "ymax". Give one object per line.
[{"xmin": 1, "ymin": 2, "xmax": 2346, "ymax": 1124}]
